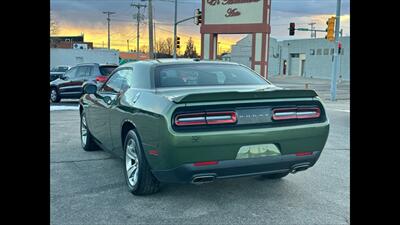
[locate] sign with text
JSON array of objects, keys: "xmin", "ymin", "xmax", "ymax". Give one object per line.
[{"xmin": 204, "ymin": 0, "xmax": 265, "ymax": 25}]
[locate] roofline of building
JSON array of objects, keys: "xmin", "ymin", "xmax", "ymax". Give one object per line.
[
  {"xmin": 237, "ymin": 34, "xmax": 350, "ymax": 42},
  {"xmin": 50, "ymin": 34, "xmax": 84, "ymax": 38}
]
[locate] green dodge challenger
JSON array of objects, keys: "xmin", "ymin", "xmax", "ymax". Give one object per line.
[{"xmin": 79, "ymin": 59, "xmax": 329, "ymax": 195}]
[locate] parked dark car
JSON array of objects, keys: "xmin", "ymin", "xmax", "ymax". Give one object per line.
[
  {"xmin": 79, "ymin": 59, "xmax": 329, "ymax": 195},
  {"xmin": 50, "ymin": 63, "xmax": 118, "ymax": 102},
  {"xmin": 50, "ymin": 65, "xmax": 71, "ymax": 82}
]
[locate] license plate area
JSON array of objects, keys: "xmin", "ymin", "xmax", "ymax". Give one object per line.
[{"xmin": 236, "ymin": 144, "xmax": 281, "ymax": 159}]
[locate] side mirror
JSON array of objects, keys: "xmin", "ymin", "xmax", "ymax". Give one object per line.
[
  {"xmin": 61, "ymin": 74, "xmax": 68, "ymax": 80},
  {"xmin": 83, "ymin": 83, "xmax": 97, "ymax": 94}
]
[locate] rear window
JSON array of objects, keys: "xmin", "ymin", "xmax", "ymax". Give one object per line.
[
  {"xmin": 100, "ymin": 66, "xmax": 117, "ymax": 76},
  {"xmin": 155, "ymin": 64, "xmax": 268, "ymax": 88},
  {"xmin": 57, "ymin": 66, "xmax": 70, "ymax": 72},
  {"xmin": 51, "ymin": 66, "xmax": 69, "ymax": 72}
]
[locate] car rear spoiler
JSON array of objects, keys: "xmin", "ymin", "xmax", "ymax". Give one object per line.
[{"xmin": 171, "ymin": 89, "xmax": 319, "ymax": 103}]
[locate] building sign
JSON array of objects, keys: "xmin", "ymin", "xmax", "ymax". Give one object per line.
[
  {"xmin": 200, "ymin": 0, "xmax": 271, "ymax": 78},
  {"xmin": 204, "ymin": 0, "xmax": 264, "ymax": 25}
]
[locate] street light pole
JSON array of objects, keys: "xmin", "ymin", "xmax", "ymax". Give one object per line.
[
  {"xmin": 330, "ymin": 0, "xmax": 341, "ymax": 101},
  {"xmin": 173, "ymin": 0, "xmax": 177, "ymax": 59}
]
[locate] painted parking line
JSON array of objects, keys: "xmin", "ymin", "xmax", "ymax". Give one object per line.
[
  {"xmin": 50, "ymin": 105, "xmax": 79, "ymax": 111},
  {"xmin": 326, "ymin": 108, "xmax": 350, "ymax": 113}
]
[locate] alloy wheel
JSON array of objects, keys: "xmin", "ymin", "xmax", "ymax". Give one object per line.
[
  {"xmin": 50, "ymin": 89, "xmax": 58, "ymax": 102},
  {"xmin": 81, "ymin": 115, "xmax": 88, "ymax": 145},
  {"xmin": 125, "ymin": 139, "xmax": 139, "ymax": 186}
]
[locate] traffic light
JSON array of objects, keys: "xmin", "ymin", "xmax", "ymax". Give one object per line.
[
  {"xmin": 289, "ymin": 23, "xmax": 295, "ymax": 36},
  {"xmin": 325, "ymin": 17, "xmax": 335, "ymax": 41},
  {"xmin": 194, "ymin": 9, "xmax": 202, "ymax": 25},
  {"xmin": 176, "ymin": 37, "xmax": 180, "ymax": 49}
]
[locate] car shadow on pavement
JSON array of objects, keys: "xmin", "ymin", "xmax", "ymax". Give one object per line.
[{"xmin": 155, "ymin": 175, "xmax": 292, "ymax": 198}]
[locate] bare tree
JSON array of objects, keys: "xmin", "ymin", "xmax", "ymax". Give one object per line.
[
  {"xmin": 165, "ymin": 38, "xmax": 173, "ymax": 56},
  {"xmin": 156, "ymin": 39, "xmax": 166, "ymax": 54},
  {"xmin": 183, "ymin": 37, "xmax": 199, "ymax": 58},
  {"xmin": 140, "ymin": 45, "xmax": 148, "ymax": 54},
  {"xmin": 155, "ymin": 39, "xmax": 173, "ymax": 57}
]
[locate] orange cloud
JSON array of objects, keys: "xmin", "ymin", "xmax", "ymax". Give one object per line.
[{"xmin": 55, "ymin": 20, "xmax": 240, "ymax": 54}]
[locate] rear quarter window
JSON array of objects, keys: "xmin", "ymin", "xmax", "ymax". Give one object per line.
[{"xmin": 99, "ymin": 66, "xmax": 117, "ymax": 76}]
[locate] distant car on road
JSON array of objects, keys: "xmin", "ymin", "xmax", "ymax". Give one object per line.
[
  {"xmin": 50, "ymin": 63, "xmax": 118, "ymax": 102},
  {"xmin": 50, "ymin": 65, "xmax": 71, "ymax": 82},
  {"xmin": 79, "ymin": 59, "xmax": 330, "ymax": 195}
]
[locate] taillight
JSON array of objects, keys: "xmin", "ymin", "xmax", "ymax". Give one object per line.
[
  {"xmin": 296, "ymin": 107, "xmax": 321, "ymax": 119},
  {"xmin": 96, "ymin": 75, "xmax": 108, "ymax": 83},
  {"xmin": 271, "ymin": 108, "xmax": 298, "ymax": 120},
  {"xmin": 175, "ymin": 111, "xmax": 237, "ymax": 126},
  {"xmin": 272, "ymin": 107, "xmax": 320, "ymax": 120},
  {"xmin": 206, "ymin": 111, "xmax": 237, "ymax": 125},
  {"xmin": 175, "ymin": 112, "xmax": 206, "ymax": 126}
]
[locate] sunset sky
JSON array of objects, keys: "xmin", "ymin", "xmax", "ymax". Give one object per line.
[{"xmin": 50, "ymin": 0, "xmax": 350, "ymax": 53}]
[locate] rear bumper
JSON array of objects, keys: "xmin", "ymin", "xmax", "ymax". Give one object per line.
[
  {"xmin": 152, "ymin": 151, "xmax": 321, "ymax": 183},
  {"xmin": 146, "ymin": 121, "xmax": 329, "ymax": 171}
]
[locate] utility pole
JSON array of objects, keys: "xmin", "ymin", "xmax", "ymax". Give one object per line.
[
  {"xmin": 173, "ymin": 0, "xmax": 178, "ymax": 58},
  {"xmin": 308, "ymin": 22, "xmax": 316, "ymax": 38},
  {"xmin": 131, "ymin": 2, "xmax": 147, "ymax": 58},
  {"xmin": 154, "ymin": 20, "xmax": 157, "ymax": 58},
  {"xmin": 103, "ymin": 11, "xmax": 115, "ymax": 49},
  {"xmin": 330, "ymin": 0, "xmax": 341, "ymax": 101},
  {"xmin": 147, "ymin": 0, "xmax": 154, "ymax": 59},
  {"xmin": 127, "ymin": 39, "xmax": 130, "ymax": 52}
]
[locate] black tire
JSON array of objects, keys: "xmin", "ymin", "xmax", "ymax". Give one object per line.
[
  {"xmin": 50, "ymin": 87, "xmax": 61, "ymax": 103},
  {"xmin": 80, "ymin": 112, "xmax": 99, "ymax": 151},
  {"xmin": 123, "ymin": 130, "xmax": 160, "ymax": 195},
  {"xmin": 261, "ymin": 172, "xmax": 289, "ymax": 179}
]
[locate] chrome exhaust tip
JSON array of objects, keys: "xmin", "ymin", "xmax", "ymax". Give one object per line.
[
  {"xmin": 191, "ymin": 175, "xmax": 216, "ymax": 185},
  {"xmin": 290, "ymin": 163, "xmax": 310, "ymax": 174}
]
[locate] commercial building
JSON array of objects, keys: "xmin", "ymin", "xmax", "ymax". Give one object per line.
[
  {"xmin": 50, "ymin": 48, "xmax": 119, "ymax": 68},
  {"xmin": 230, "ymin": 35, "xmax": 350, "ymax": 80},
  {"xmin": 50, "ymin": 34, "xmax": 94, "ymax": 49}
]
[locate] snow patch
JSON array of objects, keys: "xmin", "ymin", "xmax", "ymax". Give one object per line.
[{"xmin": 50, "ymin": 105, "xmax": 79, "ymax": 111}]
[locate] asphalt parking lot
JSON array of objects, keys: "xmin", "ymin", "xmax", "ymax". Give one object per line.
[{"xmin": 50, "ymin": 78, "xmax": 350, "ymax": 225}]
